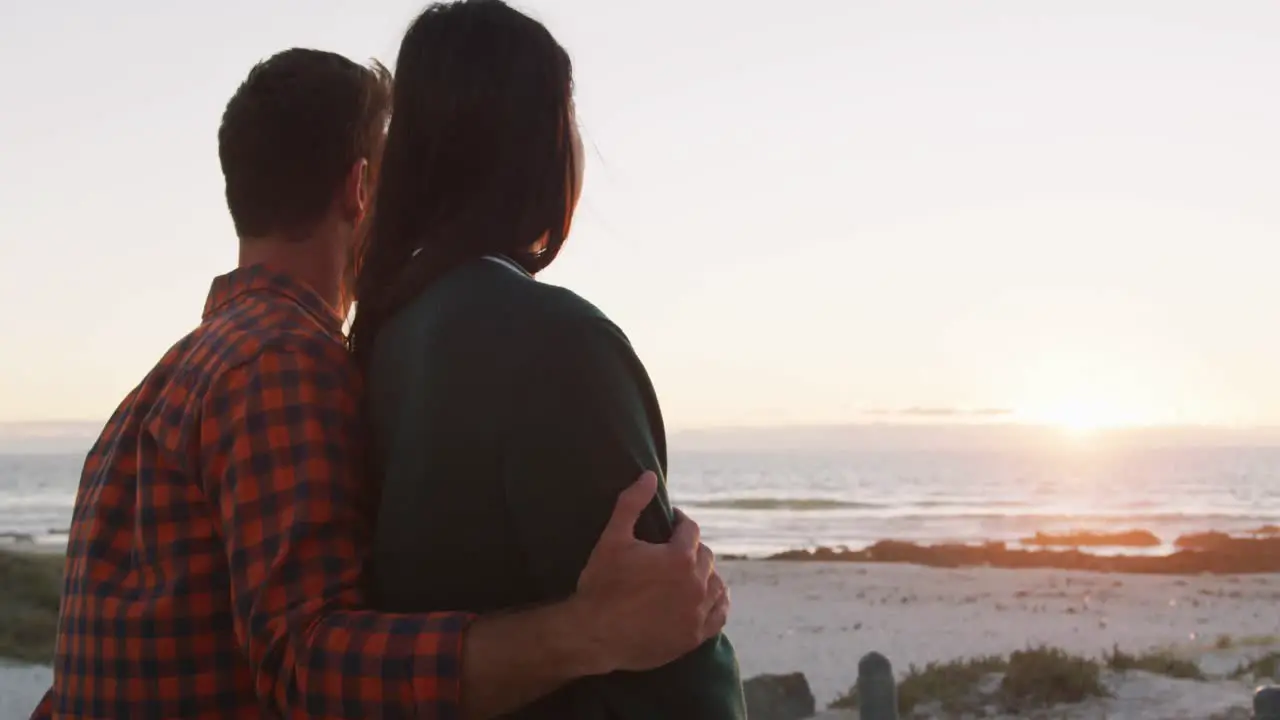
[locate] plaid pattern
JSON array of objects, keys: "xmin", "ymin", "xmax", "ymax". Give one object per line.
[{"xmin": 31, "ymin": 266, "xmax": 472, "ymax": 719}]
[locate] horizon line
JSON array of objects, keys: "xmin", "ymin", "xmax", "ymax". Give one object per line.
[{"xmin": 6, "ymin": 419, "xmax": 1280, "ymax": 434}]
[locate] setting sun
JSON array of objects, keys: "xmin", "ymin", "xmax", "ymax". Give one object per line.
[
  {"xmin": 1052, "ymin": 411, "xmax": 1102, "ymax": 437},
  {"xmin": 1014, "ymin": 357, "xmax": 1180, "ymax": 436},
  {"xmin": 1025, "ymin": 399, "xmax": 1153, "ymax": 438}
]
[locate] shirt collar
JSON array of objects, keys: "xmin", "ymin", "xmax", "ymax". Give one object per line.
[
  {"xmin": 407, "ymin": 248, "xmax": 535, "ymax": 279},
  {"xmin": 202, "ymin": 264, "xmax": 344, "ymax": 336},
  {"xmin": 481, "ymin": 254, "xmax": 533, "ymax": 279}
]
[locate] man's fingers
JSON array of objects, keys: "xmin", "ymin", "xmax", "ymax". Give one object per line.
[
  {"xmin": 708, "ymin": 569, "xmax": 726, "ymax": 598},
  {"xmin": 693, "ymin": 542, "xmax": 714, "ymax": 585},
  {"xmin": 601, "ymin": 471, "xmax": 659, "ymax": 543},
  {"xmin": 702, "ymin": 581, "xmax": 730, "ymax": 639},
  {"xmin": 702, "ymin": 569, "xmax": 726, "ymax": 611},
  {"xmin": 669, "ymin": 510, "xmax": 702, "ymax": 555}
]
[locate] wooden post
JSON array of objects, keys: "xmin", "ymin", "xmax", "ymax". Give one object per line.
[
  {"xmin": 857, "ymin": 652, "xmax": 898, "ymax": 720},
  {"xmin": 1257, "ymin": 685, "xmax": 1280, "ymax": 720}
]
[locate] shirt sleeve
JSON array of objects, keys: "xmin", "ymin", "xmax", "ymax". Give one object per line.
[{"xmin": 200, "ymin": 342, "xmax": 475, "ymax": 719}]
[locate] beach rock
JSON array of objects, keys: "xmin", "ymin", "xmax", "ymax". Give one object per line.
[
  {"xmin": 768, "ymin": 535, "xmax": 1280, "ymax": 574},
  {"xmin": 1021, "ymin": 529, "xmax": 1160, "ymax": 548},
  {"xmin": 743, "ymin": 672, "xmax": 816, "ymax": 720},
  {"xmin": 1256, "ymin": 686, "xmax": 1280, "ymax": 720},
  {"xmin": 1175, "ymin": 531, "xmax": 1235, "ymax": 551}
]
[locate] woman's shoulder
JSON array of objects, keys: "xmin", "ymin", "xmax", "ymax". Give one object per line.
[{"xmin": 522, "ymin": 282, "xmax": 626, "ymax": 341}]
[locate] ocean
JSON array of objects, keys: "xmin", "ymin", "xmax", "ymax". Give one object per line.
[{"xmin": 3, "ymin": 446, "xmax": 1279, "ymax": 557}]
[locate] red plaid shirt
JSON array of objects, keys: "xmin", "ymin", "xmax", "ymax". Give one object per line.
[{"xmin": 32, "ymin": 266, "xmax": 473, "ymax": 719}]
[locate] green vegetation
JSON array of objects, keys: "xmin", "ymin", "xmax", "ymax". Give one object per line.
[
  {"xmin": 1000, "ymin": 647, "xmax": 1108, "ymax": 710},
  {"xmin": 897, "ymin": 655, "xmax": 1007, "ymax": 714},
  {"xmin": 829, "ymin": 646, "xmax": 1109, "ymax": 716},
  {"xmin": 829, "ymin": 654, "xmax": 1006, "ymax": 714},
  {"xmin": 1235, "ymin": 634, "xmax": 1280, "ymax": 648},
  {"xmin": 1211, "ymin": 633, "xmax": 1280, "ymax": 651},
  {"xmin": 1104, "ymin": 645, "xmax": 1206, "ymax": 680},
  {"xmin": 1231, "ymin": 652, "xmax": 1280, "ymax": 682},
  {"xmin": 0, "ymin": 549, "xmax": 63, "ymax": 664}
]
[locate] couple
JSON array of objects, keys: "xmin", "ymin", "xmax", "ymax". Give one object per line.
[{"xmin": 33, "ymin": 1, "xmax": 745, "ymax": 719}]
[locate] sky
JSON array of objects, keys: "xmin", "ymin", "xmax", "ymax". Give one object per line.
[{"xmin": 2, "ymin": 0, "xmax": 1279, "ymax": 431}]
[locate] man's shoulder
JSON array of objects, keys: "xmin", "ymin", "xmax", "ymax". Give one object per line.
[
  {"xmin": 185, "ymin": 297, "xmax": 357, "ymax": 398},
  {"xmin": 207, "ymin": 295, "xmax": 351, "ymax": 363}
]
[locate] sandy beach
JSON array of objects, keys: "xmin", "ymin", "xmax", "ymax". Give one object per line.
[
  {"xmin": 722, "ymin": 561, "xmax": 1280, "ymax": 718},
  {"xmin": 3, "ymin": 558, "xmax": 1279, "ymax": 719},
  {"xmin": 0, "ymin": 660, "xmax": 48, "ymax": 720}
]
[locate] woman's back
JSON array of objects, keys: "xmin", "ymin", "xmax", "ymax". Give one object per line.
[
  {"xmin": 366, "ymin": 257, "xmax": 745, "ymax": 719},
  {"xmin": 368, "ymin": 258, "xmax": 554, "ymax": 615}
]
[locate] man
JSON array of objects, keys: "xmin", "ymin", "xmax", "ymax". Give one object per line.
[{"xmin": 32, "ymin": 48, "xmax": 727, "ymax": 719}]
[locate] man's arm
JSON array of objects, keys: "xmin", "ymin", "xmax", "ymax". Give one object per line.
[
  {"xmin": 204, "ymin": 343, "xmax": 726, "ymax": 719},
  {"xmin": 460, "ymin": 473, "xmax": 728, "ymax": 718},
  {"xmin": 203, "ymin": 345, "xmax": 474, "ymax": 717}
]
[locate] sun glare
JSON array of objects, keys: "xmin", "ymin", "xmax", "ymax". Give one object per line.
[
  {"xmin": 1055, "ymin": 411, "xmax": 1100, "ymax": 438},
  {"xmin": 1016, "ymin": 349, "xmax": 1179, "ymax": 438},
  {"xmin": 1032, "ymin": 400, "xmax": 1142, "ymax": 440}
]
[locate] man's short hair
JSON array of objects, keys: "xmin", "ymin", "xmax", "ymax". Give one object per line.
[{"xmin": 218, "ymin": 48, "xmax": 392, "ymax": 239}]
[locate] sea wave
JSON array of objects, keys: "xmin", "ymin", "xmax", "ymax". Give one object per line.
[
  {"xmin": 681, "ymin": 498, "xmax": 884, "ymax": 510},
  {"xmin": 6, "ymin": 447, "xmax": 1280, "ymax": 557},
  {"xmin": 680, "ymin": 497, "xmax": 1045, "ymax": 511},
  {"xmin": 673, "ymin": 496, "xmax": 1277, "ymax": 523}
]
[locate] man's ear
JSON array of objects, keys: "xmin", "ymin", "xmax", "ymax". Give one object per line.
[{"xmin": 343, "ymin": 158, "xmax": 371, "ymax": 226}]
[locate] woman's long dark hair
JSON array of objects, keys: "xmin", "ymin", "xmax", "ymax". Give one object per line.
[{"xmin": 349, "ymin": 0, "xmax": 576, "ymax": 369}]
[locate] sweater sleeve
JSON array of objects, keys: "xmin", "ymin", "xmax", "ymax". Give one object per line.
[
  {"xmin": 501, "ymin": 313, "xmax": 746, "ymax": 720},
  {"xmin": 502, "ymin": 316, "xmax": 673, "ymax": 596}
]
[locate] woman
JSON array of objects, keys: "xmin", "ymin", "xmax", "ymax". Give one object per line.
[{"xmin": 348, "ymin": 1, "xmax": 745, "ymax": 718}]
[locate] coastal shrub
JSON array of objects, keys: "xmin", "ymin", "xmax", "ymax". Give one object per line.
[
  {"xmin": 1104, "ymin": 645, "xmax": 1206, "ymax": 680},
  {"xmin": 827, "ymin": 683, "xmax": 857, "ymax": 709},
  {"xmin": 827, "ymin": 686, "xmax": 856, "ymax": 709},
  {"xmin": 830, "ymin": 655, "xmax": 1007, "ymax": 715},
  {"xmin": 1231, "ymin": 652, "xmax": 1280, "ymax": 682},
  {"xmin": 897, "ymin": 655, "xmax": 1007, "ymax": 714},
  {"xmin": 1237, "ymin": 634, "xmax": 1280, "ymax": 648},
  {"xmin": 999, "ymin": 646, "xmax": 1107, "ymax": 710},
  {"xmin": 830, "ymin": 647, "xmax": 1113, "ymax": 714},
  {"xmin": 0, "ymin": 549, "xmax": 64, "ymax": 664}
]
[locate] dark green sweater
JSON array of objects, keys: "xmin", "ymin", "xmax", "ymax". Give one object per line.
[{"xmin": 365, "ymin": 257, "xmax": 745, "ymax": 719}]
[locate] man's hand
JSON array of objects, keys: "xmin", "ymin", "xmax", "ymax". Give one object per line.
[
  {"xmin": 458, "ymin": 472, "xmax": 730, "ymax": 718},
  {"xmin": 571, "ymin": 471, "xmax": 730, "ymax": 675}
]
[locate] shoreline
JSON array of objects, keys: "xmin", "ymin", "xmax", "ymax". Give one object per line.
[
  {"xmin": 721, "ymin": 527, "xmax": 1280, "ymax": 576},
  {"xmin": 759, "ymin": 533, "xmax": 1280, "ymax": 575}
]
